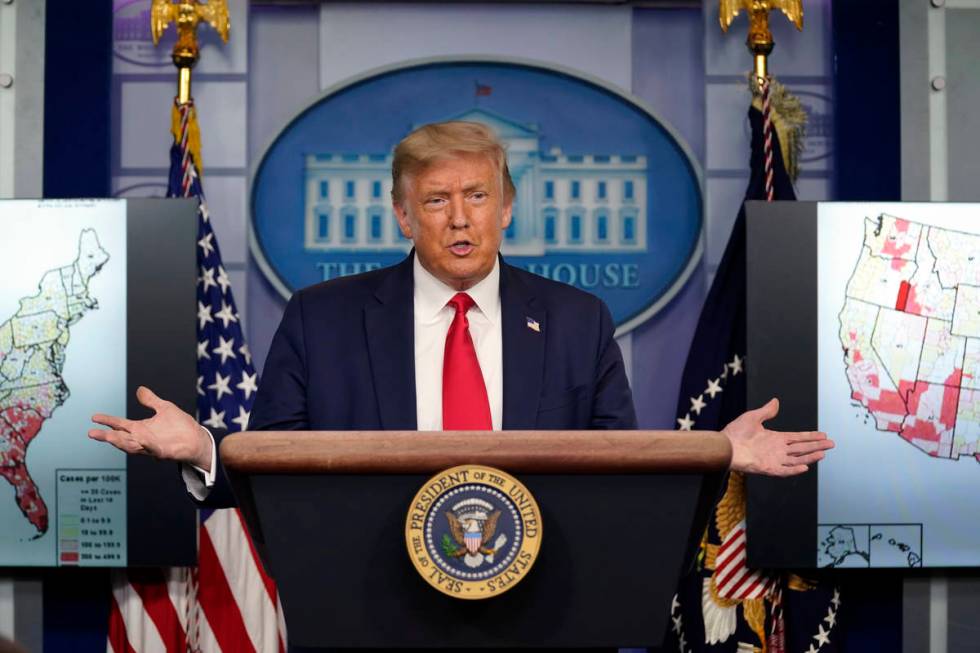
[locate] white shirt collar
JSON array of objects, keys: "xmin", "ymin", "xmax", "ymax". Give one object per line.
[{"xmin": 413, "ymin": 253, "xmax": 501, "ymax": 325}]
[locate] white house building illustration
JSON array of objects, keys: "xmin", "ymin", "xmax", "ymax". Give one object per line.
[{"xmin": 303, "ymin": 109, "xmax": 648, "ymax": 255}]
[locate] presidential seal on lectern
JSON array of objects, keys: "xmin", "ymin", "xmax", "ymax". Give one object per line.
[{"xmin": 405, "ymin": 465, "xmax": 542, "ymax": 599}]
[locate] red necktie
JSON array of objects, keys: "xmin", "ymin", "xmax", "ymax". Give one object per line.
[{"xmin": 442, "ymin": 292, "xmax": 492, "ymax": 430}]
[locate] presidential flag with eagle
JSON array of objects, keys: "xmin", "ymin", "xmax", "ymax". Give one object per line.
[{"xmin": 664, "ymin": 73, "xmax": 842, "ymax": 653}]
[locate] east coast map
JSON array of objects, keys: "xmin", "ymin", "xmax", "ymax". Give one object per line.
[
  {"xmin": 0, "ymin": 201, "xmax": 127, "ymax": 566},
  {"xmin": 0, "ymin": 229, "xmax": 109, "ymax": 532},
  {"xmin": 817, "ymin": 203, "xmax": 980, "ymax": 568}
]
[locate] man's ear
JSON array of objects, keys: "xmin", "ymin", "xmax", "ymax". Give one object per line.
[
  {"xmin": 501, "ymin": 197, "xmax": 514, "ymax": 230},
  {"xmin": 392, "ymin": 201, "xmax": 413, "ymax": 239}
]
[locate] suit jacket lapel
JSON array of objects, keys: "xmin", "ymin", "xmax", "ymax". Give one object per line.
[
  {"xmin": 500, "ymin": 260, "xmax": 546, "ymax": 429},
  {"xmin": 364, "ymin": 253, "xmax": 417, "ymax": 429}
]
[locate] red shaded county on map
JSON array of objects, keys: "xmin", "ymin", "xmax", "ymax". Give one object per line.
[
  {"xmin": 839, "ymin": 213, "xmax": 980, "ymax": 462},
  {"xmin": 0, "ymin": 229, "xmax": 109, "ymax": 536}
]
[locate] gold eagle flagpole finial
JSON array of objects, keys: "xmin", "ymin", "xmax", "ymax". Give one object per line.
[
  {"xmin": 150, "ymin": 0, "xmax": 230, "ymax": 105},
  {"xmin": 719, "ymin": 0, "xmax": 803, "ymax": 85}
]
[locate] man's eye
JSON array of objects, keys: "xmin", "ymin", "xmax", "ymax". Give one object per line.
[
  {"xmin": 425, "ymin": 197, "xmax": 447, "ymax": 207},
  {"xmin": 470, "ymin": 192, "xmax": 487, "ymax": 201}
]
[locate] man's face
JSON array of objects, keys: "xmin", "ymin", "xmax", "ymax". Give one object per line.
[{"xmin": 393, "ymin": 153, "xmax": 513, "ymax": 291}]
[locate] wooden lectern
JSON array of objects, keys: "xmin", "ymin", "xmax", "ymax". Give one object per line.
[{"xmin": 221, "ymin": 430, "xmax": 730, "ymax": 650}]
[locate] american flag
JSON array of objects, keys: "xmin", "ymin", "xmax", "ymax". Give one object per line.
[{"xmin": 108, "ymin": 99, "xmax": 287, "ymax": 653}]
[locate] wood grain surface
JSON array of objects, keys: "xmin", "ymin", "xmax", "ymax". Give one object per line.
[{"xmin": 219, "ymin": 430, "xmax": 731, "ymax": 474}]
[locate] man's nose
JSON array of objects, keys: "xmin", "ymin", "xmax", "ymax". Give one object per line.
[{"xmin": 448, "ymin": 193, "xmax": 468, "ymax": 227}]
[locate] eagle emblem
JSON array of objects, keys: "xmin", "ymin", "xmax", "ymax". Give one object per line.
[
  {"xmin": 405, "ymin": 465, "xmax": 541, "ymax": 599},
  {"xmin": 444, "ymin": 498, "xmax": 508, "ymax": 568}
]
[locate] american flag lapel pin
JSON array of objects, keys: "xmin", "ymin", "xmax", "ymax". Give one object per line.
[{"xmin": 526, "ymin": 316, "xmax": 540, "ymax": 332}]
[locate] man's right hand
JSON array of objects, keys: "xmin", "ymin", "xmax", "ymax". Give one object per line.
[{"xmin": 89, "ymin": 386, "xmax": 212, "ymax": 471}]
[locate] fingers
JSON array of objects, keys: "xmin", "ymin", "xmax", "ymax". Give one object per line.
[
  {"xmin": 786, "ymin": 438, "xmax": 835, "ymax": 455},
  {"xmin": 88, "ymin": 428, "xmax": 147, "ymax": 455},
  {"xmin": 744, "ymin": 397, "xmax": 780, "ymax": 422},
  {"xmin": 785, "ymin": 430, "xmax": 833, "ymax": 444},
  {"xmin": 760, "ymin": 397, "xmax": 779, "ymax": 420},
  {"xmin": 91, "ymin": 413, "xmax": 135, "ymax": 432},
  {"xmin": 775, "ymin": 463, "xmax": 809, "ymax": 477},
  {"xmin": 136, "ymin": 386, "xmax": 166, "ymax": 412},
  {"xmin": 789, "ymin": 450, "xmax": 827, "ymax": 465}
]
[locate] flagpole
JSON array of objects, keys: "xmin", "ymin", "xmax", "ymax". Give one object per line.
[
  {"xmin": 178, "ymin": 67, "xmax": 192, "ymax": 107},
  {"xmin": 719, "ymin": 1, "xmax": 804, "ymax": 202},
  {"xmin": 712, "ymin": 2, "xmax": 806, "ymax": 651}
]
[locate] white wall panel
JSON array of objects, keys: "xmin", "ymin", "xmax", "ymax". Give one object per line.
[
  {"xmin": 319, "ymin": 3, "xmax": 633, "ymax": 91},
  {"xmin": 119, "ymin": 80, "xmax": 247, "ymax": 170},
  {"xmin": 111, "ymin": 176, "xmax": 167, "ymax": 197},
  {"xmin": 118, "ymin": 81, "xmax": 173, "ymax": 169},
  {"xmin": 705, "ymin": 82, "xmax": 753, "ymax": 171},
  {"xmin": 198, "ymin": 176, "xmax": 248, "ymax": 264},
  {"xmin": 704, "ymin": 175, "xmax": 746, "ymax": 269},
  {"xmin": 0, "ymin": 0, "xmax": 44, "ymax": 198},
  {"xmin": 248, "ymin": 5, "xmax": 320, "ymax": 163},
  {"xmin": 631, "ymin": 9, "xmax": 705, "ymax": 163},
  {"xmin": 111, "ymin": 174, "xmax": 247, "ymax": 266},
  {"xmin": 793, "ymin": 176, "xmax": 832, "ymax": 201},
  {"xmin": 705, "ymin": 82, "xmax": 833, "ymax": 174}
]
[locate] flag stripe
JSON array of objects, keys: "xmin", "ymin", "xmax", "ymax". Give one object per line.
[
  {"xmin": 740, "ymin": 577, "xmax": 769, "ymax": 599},
  {"xmin": 721, "ymin": 567, "xmax": 758, "ymax": 597},
  {"xmin": 713, "ymin": 518, "xmax": 778, "ymax": 600},
  {"xmin": 130, "ymin": 574, "xmax": 187, "ymax": 653},
  {"xmin": 714, "ymin": 541, "xmax": 748, "ymax": 586},
  {"xmin": 107, "ymin": 590, "xmax": 139, "ymax": 653},
  {"xmin": 276, "ymin": 595, "xmax": 288, "ymax": 653},
  {"xmin": 111, "ymin": 578, "xmax": 169, "ymax": 653},
  {"xmin": 717, "ymin": 565, "xmax": 750, "ymax": 596},
  {"xmin": 198, "ymin": 523, "xmax": 258, "ymax": 653},
  {"xmin": 715, "ymin": 530, "xmax": 746, "ymax": 568},
  {"xmin": 194, "ymin": 593, "xmax": 222, "ymax": 653},
  {"xmin": 234, "ymin": 508, "xmax": 278, "ymax": 604},
  {"xmin": 205, "ymin": 509, "xmax": 283, "ymax": 652}
]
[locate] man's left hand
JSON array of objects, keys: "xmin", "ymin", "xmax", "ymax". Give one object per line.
[{"xmin": 722, "ymin": 398, "xmax": 834, "ymax": 477}]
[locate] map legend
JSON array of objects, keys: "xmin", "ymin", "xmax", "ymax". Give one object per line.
[{"xmin": 56, "ymin": 469, "xmax": 127, "ymax": 567}]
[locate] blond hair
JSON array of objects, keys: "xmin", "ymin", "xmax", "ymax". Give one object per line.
[{"xmin": 391, "ymin": 121, "xmax": 516, "ymax": 204}]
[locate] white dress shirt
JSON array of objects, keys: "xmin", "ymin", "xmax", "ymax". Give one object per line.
[
  {"xmin": 413, "ymin": 255, "xmax": 503, "ymax": 431},
  {"xmin": 184, "ymin": 255, "xmax": 504, "ymax": 498}
]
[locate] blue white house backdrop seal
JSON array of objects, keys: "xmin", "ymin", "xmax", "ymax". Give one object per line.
[{"xmin": 250, "ymin": 59, "xmax": 703, "ymax": 333}]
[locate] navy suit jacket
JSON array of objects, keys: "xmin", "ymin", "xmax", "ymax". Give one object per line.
[{"xmin": 201, "ymin": 253, "xmax": 636, "ymax": 507}]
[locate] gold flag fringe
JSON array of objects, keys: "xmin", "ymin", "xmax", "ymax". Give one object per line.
[{"xmin": 750, "ymin": 75, "xmax": 807, "ymax": 183}]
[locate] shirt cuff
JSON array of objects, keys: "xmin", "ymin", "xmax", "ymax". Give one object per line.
[{"xmin": 181, "ymin": 426, "xmax": 217, "ymax": 501}]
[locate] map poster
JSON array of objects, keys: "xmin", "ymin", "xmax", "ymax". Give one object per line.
[
  {"xmin": 817, "ymin": 202, "xmax": 980, "ymax": 568},
  {"xmin": 0, "ymin": 200, "xmax": 128, "ymax": 566}
]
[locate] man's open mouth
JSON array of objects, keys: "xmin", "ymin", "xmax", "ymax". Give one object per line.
[{"xmin": 448, "ymin": 241, "xmax": 475, "ymax": 255}]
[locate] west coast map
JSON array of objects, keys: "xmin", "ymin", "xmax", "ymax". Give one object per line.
[
  {"xmin": 839, "ymin": 214, "xmax": 979, "ymax": 462},
  {"xmin": 817, "ymin": 203, "xmax": 980, "ymax": 568}
]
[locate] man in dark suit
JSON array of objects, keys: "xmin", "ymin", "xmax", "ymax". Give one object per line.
[{"xmin": 89, "ymin": 121, "xmax": 832, "ymax": 506}]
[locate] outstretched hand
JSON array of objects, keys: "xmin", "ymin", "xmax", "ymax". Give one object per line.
[
  {"xmin": 89, "ymin": 386, "xmax": 212, "ymax": 470},
  {"xmin": 722, "ymin": 398, "xmax": 834, "ymax": 477}
]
